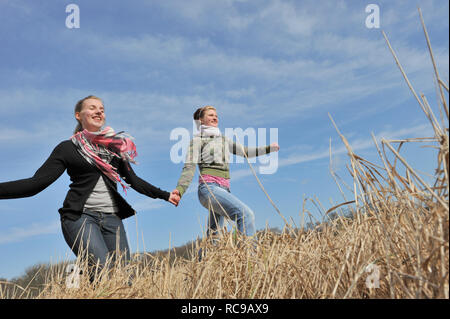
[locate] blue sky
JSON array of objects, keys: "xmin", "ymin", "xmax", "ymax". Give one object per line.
[{"xmin": 0, "ymin": 0, "xmax": 448, "ymax": 280}]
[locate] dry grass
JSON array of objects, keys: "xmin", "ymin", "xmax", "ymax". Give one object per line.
[
  {"xmin": 2, "ymin": 9, "xmax": 448, "ymax": 299},
  {"xmin": 31, "ymin": 194, "xmax": 448, "ymax": 299}
]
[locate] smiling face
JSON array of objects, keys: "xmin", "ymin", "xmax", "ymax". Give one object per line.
[
  {"xmin": 75, "ymin": 98, "xmax": 105, "ymax": 132},
  {"xmin": 201, "ymin": 108, "xmax": 219, "ymax": 127}
]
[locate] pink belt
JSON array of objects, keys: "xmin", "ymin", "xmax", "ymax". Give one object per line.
[{"xmin": 199, "ymin": 174, "xmax": 230, "ymax": 189}]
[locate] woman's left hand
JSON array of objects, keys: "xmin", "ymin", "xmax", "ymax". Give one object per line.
[{"xmin": 168, "ymin": 190, "xmax": 180, "ymax": 206}]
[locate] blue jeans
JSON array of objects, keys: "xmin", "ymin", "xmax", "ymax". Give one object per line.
[
  {"xmin": 61, "ymin": 209, "xmax": 130, "ymax": 281},
  {"xmin": 198, "ymin": 183, "xmax": 256, "ymax": 237}
]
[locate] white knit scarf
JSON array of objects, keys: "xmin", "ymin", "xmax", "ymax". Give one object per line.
[{"xmin": 196, "ymin": 125, "xmax": 221, "ymax": 137}]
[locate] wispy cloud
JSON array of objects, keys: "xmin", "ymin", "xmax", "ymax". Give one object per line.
[
  {"xmin": 231, "ymin": 122, "xmax": 434, "ymax": 180},
  {"xmin": 0, "ymin": 221, "xmax": 60, "ymax": 245},
  {"xmin": 131, "ymin": 198, "xmax": 166, "ymax": 212},
  {"xmin": 1, "ymin": 1, "xmax": 447, "ymax": 137}
]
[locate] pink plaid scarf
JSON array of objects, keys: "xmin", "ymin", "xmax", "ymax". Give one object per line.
[{"xmin": 71, "ymin": 126, "xmax": 137, "ymax": 192}]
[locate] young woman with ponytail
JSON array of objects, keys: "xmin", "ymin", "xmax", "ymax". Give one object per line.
[{"xmin": 173, "ymin": 106, "xmax": 279, "ymax": 241}]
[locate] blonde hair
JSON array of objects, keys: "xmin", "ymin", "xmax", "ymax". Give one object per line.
[
  {"xmin": 73, "ymin": 95, "xmax": 103, "ymax": 133},
  {"xmin": 193, "ymin": 105, "xmax": 216, "ymax": 121}
]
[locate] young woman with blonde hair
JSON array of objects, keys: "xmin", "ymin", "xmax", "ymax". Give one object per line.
[{"xmin": 0, "ymin": 95, "xmax": 180, "ymax": 281}]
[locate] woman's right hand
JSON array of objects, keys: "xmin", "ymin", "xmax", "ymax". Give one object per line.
[{"xmin": 270, "ymin": 142, "xmax": 280, "ymax": 152}]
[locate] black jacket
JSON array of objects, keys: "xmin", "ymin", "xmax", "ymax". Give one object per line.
[{"xmin": 0, "ymin": 140, "xmax": 170, "ymax": 220}]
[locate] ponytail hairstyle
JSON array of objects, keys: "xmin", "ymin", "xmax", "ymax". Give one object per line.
[
  {"xmin": 193, "ymin": 105, "xmax": 216, "ymax": 120},
  {"xmin": 73, "ymin": 95, "xmax": 103, "ymax": 134},
  {"xmin": 193, "ymin": 105, "xmax": 216, "ymax": 129}
]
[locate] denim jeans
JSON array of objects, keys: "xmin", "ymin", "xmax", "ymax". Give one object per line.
[
  {"xmin": 61, "ymin": 209, "xmax": 130, "ymax": 281},
  {"xmin": 198, "ymin": 182, "xmax": 256, "ymax": 237}
]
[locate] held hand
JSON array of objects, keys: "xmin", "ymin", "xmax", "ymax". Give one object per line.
[
  {"xmin": 172, "ymin": 189, "xmax": 180, "ymax": 198},
  {"xmin": 169, "ymin": 189, "xmax": 181, "ymax": 207},
  {"xmin": 270, "ymin": 142, "xmax": 280, "ymax": 152},
  {"xmin": 174, "ymin": 189, "xmax": 181, "ymax": 205}
]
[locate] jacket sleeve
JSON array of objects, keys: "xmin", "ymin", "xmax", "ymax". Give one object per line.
[
  {"xmin": 175, "ymin": 138, "xmax": 200, "ymax": 198},
  {"xmin": 119, "ymin": 161, "xmax": 170, "ymax": 201},
  {"xmin": 228, "ymin": 137, "xmax": 271, "ymax": 158},
  {"xmin": 0, "ymin": 142, "xmax": 67, "ymax": 199}
]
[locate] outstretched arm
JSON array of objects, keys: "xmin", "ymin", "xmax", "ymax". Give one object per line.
[
  {"xmin": 118, "ymin": 161, "xmax": 179, "ymax": 206},
  {"xmin": 119, "ymin": 161, "xmax": 172, "ymax": 202},
  {"xmin": 229, "ymin": 138, "xmax": 280, "ymax": 158},
  {"xmin": 0, "ymin": 142, "xmax": 67, "ymax": 199}
]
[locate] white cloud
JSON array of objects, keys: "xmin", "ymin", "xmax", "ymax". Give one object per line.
[
  {"xmin": 54, "ymin": 24, "xmax": 444, "ymax": 126},
  {"xmin": 1, "ymin": 1, "xmax": 446, "ymax": 165},
  {"xmin": 0, "ymin": 221, "xmax": 60, "ymax": 245},
  {"xmin": 131, "ymin": 198, "xmax": 165, "ymax": 212},
  {"xmin": 2, "ymin": 0, "xmax": 444, "ymax": 135},
  {"xmin": 258, "ymin": 0, "xmax": 317, "ymax": 36},
  {"xmin": 0, "ymin": 0, "xmax": 33, "ymax": 14},
  {"xmin": 230, "ymin": 122, "xmax": 434, "ymax": 180}
]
